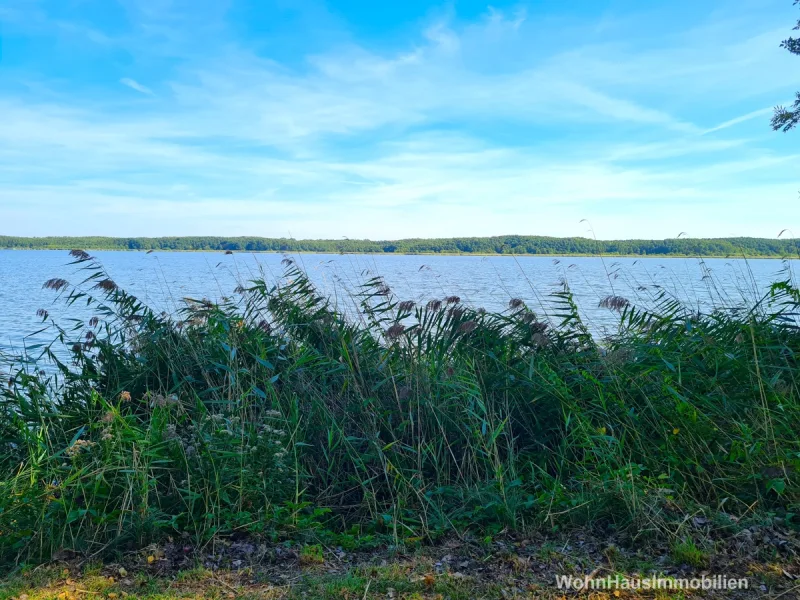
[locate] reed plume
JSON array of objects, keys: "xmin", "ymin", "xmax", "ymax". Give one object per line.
[
  {"xmin": 599, "ymin": 295, "xmax": 630, "ymax": 311},
  {"xmin": 43, "ymin": 278, "xmax": 69, "ymax": 291},
  {"xmin": 69, "ymin": 249, "xmax": 91, "ymax": 260}
]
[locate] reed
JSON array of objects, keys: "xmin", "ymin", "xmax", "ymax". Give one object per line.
[{"xmin": 0, "ymin": 252, "xmax": 798, "ymax": 565}]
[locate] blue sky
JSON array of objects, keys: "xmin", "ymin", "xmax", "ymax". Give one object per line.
[{"xmin": 0, "ymin": 0, "xmax": 798, "ymax": 240}]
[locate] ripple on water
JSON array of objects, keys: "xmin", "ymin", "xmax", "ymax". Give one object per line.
[{"xmin": 1, "ymin": 249, "xmax": 796, "ymax": 362}]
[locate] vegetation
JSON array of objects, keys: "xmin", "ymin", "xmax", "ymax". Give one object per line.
[
  {"xmin": 2, "ymin": 546, "xmax": 796, "ymax": 600},
  {"xmin": 1, "ymin": 234, "xmax": 799, "ymax": 257},
  {"xmin": 772, "ymin": 0, "xmax": 800, "ymax": 132},
  {"xmin": 1, "ymin": 251, "xmax": 799, "ymax": 573}
]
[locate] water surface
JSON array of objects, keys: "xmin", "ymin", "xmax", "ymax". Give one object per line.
[{"xmin": 1, "ymin": 250, "xmax": 796, "ymax": 359}]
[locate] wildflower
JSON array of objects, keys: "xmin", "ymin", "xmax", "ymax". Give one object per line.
[
  {"xmin": 120, "ymin": 391, "xmax": 132, "ymax": 403},
  {"xmin": 101, "ymin": 411, "xmax": 114, "ymax": 423},
  {"xmin": 672, "ymin": 428, "xmax": 680, "ymax": 435},
  {"xmin": 66, "ymin": 438, "xmax": 95, "ymax": 457},
  {"xmin": 164, "ymin": 424, "xmax": 178, "ymax": 440}
]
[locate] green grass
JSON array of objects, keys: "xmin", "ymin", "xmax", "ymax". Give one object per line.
[
  {"xmin": 1, "ymin": 251, "xmax": 799, "ymax": 567},
  {"xmin": 670, "ymin": 540, "xmax": 709, "ymax": 569}
]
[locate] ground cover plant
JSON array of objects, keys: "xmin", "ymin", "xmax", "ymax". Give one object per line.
[{"xmin": 1, "ymin": 251, "xmax": 799, "ymax": 579}]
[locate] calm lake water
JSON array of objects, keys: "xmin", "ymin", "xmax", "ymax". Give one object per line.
[{"xmin": 1, "ymin": 250, "xmax": 797, "ymax": 359}]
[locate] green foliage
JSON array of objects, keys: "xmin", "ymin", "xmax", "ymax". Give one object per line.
[
  {"xmin": 1, "ymin": 253, "xmax": 799, "ymax": 566},
  {"xmin": 772, "ymin": 0, "xmax": 800, "ymax": 132},
  {"xmin": 1, "ymin": 234, "xmax": 799, "ymax": 257}
]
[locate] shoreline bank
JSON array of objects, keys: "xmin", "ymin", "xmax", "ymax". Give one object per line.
[{"xmin": 1, "ymin": 247, "xmax": 798, "ymax": 260}]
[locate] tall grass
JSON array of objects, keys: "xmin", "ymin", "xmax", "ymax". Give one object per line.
[{"xmin": 1, "ymin": 253, "xmax": 798, "ymax": 564}]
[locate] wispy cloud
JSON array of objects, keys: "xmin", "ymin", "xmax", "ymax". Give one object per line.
[
  {"xmin": 703, "ymin": 106, "xmax": 776, "ymax": 134},
  {"xmin": 120, "ymin": 78, "xmax": 154, "ymax": 95},
  {"xmin": 0, "ymin": 0, "xmax": 797, "ymax": 239}
]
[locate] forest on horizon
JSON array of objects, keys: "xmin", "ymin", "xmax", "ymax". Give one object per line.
[{"xmin": 1, "ymin": 234, "xmax": 798, "ymax": 257}]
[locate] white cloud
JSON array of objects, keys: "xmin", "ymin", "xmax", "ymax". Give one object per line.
[
  {"xmin": 703, "ymin": 106, "xmax": 776, "ymax": 134},
  {"xmin": 0, "ymin": 2, "xmax": 797, "ymax": 239},
  {"xmin": 120, "ymin": 77, "xmax": 154, "ymax": 95}
]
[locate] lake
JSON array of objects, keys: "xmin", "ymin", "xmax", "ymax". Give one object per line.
[{"xmin": 1, "ymin": 250, "xmax": 797, "ymax": 359}]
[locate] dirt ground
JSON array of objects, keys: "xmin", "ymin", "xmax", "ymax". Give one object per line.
[{"xmin": 1, "ymin": 528, "xmax": 799, "ymax": 599}]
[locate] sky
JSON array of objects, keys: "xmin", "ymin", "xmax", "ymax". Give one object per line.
[{"xmin": 0, "ymin": 0, "xmax": 798, "ymax": 240}]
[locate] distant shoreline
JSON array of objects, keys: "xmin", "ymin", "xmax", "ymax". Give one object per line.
[
  {"xmin": 1, "ymin": 235, "xmax": 798, "ymax": 259},
  {"xmin": 1, "ymin": 247, "xmax": 797, "ymax": 260}
]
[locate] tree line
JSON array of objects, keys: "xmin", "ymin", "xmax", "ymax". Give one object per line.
[{"xmin": 1, "ymin": 235, "xmax": 798, "ymax": 257}]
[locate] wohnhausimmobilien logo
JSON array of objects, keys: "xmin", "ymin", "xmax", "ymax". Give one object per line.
[{"xmin": 555, "ymin": 573, "xmax": 750, "ymax": 592}]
